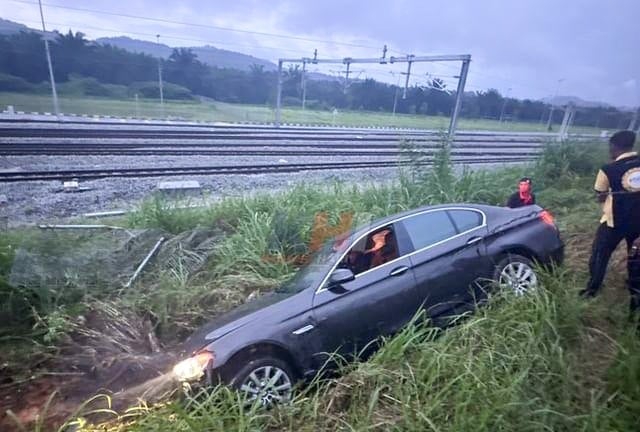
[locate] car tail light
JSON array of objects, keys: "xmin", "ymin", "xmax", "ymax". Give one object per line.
[{"xmin": 540, "ymin": 210, "xmax": 556, "ymax": 228}]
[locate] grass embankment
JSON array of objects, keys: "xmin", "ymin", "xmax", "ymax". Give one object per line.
[
  {"xmin": 1, "ymin": 141, "xmax": 639, "ymax": 431},
  {"xmin": 0, "ymin": 91, "xmax": 599, "ymax": 133}
]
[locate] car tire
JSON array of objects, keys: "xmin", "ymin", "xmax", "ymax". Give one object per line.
[
  {"xmin": 229, "ymin": 356, "xmax": 296, "ymax": 407},
  {"xmin": 492, "ymin": 254, "xmax": 538, "ymax": 296}
]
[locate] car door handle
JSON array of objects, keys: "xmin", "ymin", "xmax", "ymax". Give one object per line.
[
  {"xmin": 466, "ymin": 236, "xmax": 483, "ymax": 245},
  {"xmin": 389, "ymin": 266, "xmax": 409, "ymax": 277}
]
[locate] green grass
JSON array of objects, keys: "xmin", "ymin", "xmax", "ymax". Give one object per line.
[
  {"xmin": 0, "ymin": 92, "xmax": 600, "ymax": 133},
  {"xmin": 2, "ymin": 140, "xmax": 639, "ymax": 431},
  {"xmin": 102, "ymin": 275, "xmax": 639, "ymax": 432}
]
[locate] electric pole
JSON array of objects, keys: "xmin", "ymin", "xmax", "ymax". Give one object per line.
[
  {"xmin": 300, "ymin": 60, "xmax": 307, "ymax": 110},
  {"xmin": 156, "ymin": 34, "xmax": 164, "ymax": 117},
  {"xmin": 629, "ymin": 107, "xmax": 639, "ymax": 131},
  {"xmin": 343, "ymin": 60, "xmax": 351, "ymax": 94},
  {"xmin": 275, "ymin": 59, "xmax": 283, "ymax": 127},
  {"xmin": 546, "ymin": 78, "xmax": 564, "ymax": 131},
  {"xmin": 390, "ymin": 71, "xmax": 402, "ymax": 116},
  {"xmin": 499, "ymin": 88, "xmax": 512, "ymax": 123},
  {"xmin": 402, "ymin": 55, "xmax": 414, "ymax": 99},
  {"xmin": 38, "ymin": 0, "xmax": 59, "ymax": 117},
  {"xmin": 447, "ymin": 58, "xmax": 471, "ymax": 141}
]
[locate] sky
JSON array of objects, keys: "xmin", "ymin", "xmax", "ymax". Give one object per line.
[{"xmin": 2, "ymin": 0, "xmax": 639, "ymax": 108}]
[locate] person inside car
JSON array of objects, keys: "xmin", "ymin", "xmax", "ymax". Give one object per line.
[
  {"xmin": 366, "ymin": 228, "xmax": 393, "ymax": 268},
  {"xmin": 506, "ymin": 177, "xmax": 536, "ymax": 208},
  {"xmin": 340, "ymin": 227, "xmax": 398, "ymax": 275}
]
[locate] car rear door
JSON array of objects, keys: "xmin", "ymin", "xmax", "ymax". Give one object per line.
[
  {"xmin": 310, "ymin": 224, "xmax": 419, "ymax": 362},
  {"xmin": 399, "ymin": 208, "xmax": 490, "ymax": 320}
]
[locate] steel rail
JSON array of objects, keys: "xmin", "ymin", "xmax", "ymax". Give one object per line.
[{"xmin": 0, "ymin": 157, "xmax": 533, "ymax": 182}]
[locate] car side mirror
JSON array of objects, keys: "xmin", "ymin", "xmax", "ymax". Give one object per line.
[{"xmin": 328, "ymin": 268, "xmax": 355, "ymax": 289}]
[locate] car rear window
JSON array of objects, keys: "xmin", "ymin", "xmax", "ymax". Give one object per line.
[
  {"xmin": 401, "ymin": 210, "xmax": 457, "ymax": 250},
  {"xmin": 448, "ymin": 209, "xmax": 483, "ymax": 232}
]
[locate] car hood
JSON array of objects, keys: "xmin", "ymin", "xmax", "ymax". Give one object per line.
[{"xmin": 178, "ymin": 290, "xmax": 303, "ymax": 356}]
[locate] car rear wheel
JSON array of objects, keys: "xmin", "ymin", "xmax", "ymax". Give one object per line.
[
  {"xmin": 229, "ymin": 356, "xmax": 295, "ymax": 407},
  {"xmin": 493, "ymin": 254, "xmax": 538, "ymax": 296}
]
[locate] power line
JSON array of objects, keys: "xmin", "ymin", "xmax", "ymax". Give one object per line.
[
  {"xmin": 10, "ymin": 0, "xmax": 391, "ymax": 52},
  {"xmin": 13, "ymin": 18, "xmax": 314, "ymax": 56}
]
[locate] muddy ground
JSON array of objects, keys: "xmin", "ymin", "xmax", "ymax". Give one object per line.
[{"xmin": 0, "ymin": 302, "xmax": 179, "ymax": 429}]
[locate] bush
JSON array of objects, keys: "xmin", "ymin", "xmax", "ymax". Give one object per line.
[
  {"xmin": 535, "ymin": 141, "xmax": 606, "ymax": 186},
  {"xmin": 0, "ymin": 73, "xmax": 36, "ymax": 92},
  {"xmin": 57, "ymin": 76, "xmax": 128, "ymax": 98},
  {"xmin": 282, "ymin": 96, "xmax": 302, "ymax": 107},
  {"xmin": 128, "ymin": 81, "xmax": 194, "ymax": 100},
  {"xmin": 305, "ymin": 99, "xmax": 332, "ymax": 110}
]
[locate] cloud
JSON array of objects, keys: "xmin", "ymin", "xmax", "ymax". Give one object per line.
[{"xmin": 1, "ymin": 0, "xmax": 638, "ymax": 107}]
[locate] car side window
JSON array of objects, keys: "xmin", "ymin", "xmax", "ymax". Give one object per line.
[
  {"xmin": 400, "ymin": 210, "xmax": 457, "ymax": 250},
  {"xmin": 338, "ymin": 225, "xmax": 399, "ymax": 276},
  {"xmin": 448, "ymin": 209, "xmax": 483, "ymax": 233}
]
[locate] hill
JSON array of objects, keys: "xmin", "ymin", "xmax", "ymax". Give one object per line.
[
  {"xmin": 0, "ymin": 17, "xmax": 56, "ymax": 39},
  {"xmin": 0, "ymin": 18, "xmax": 276, "ymax": 72},
  {"xmin": 0, "ymin": 17, "xmax": 30, "ymax": 35},
  {"xmin": 96, "ymin": 36, "xmax": 276, "ymax": 71}
]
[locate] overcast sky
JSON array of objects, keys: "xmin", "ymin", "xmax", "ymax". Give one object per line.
[{"xmin": 2, "ymin": 0, "xmax": 639, "ymax": 107}]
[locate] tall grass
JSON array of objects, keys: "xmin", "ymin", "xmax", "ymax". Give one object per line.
[
  {"xmin": 5, "ymin": 139, "xmax": 638, "ymax": 432},
  {"xmin": 83, "ymin": 267, "xmax": 639, "ymax": 431},
  {"xmin": 0, "ymin": 141, "xmax": 596, "ymax": 341}
]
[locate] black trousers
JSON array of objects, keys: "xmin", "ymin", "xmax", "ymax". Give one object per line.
[
  {"xmin": 630, "ymin": 244, "xmax": 640, "ymax": 314},
  {"xmin": 586, "ymin": 223, "xmax": 640, "ymax": 312}
]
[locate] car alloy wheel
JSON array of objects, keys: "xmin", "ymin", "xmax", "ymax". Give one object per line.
[
  {"xmin": 499, "ymin": 261, "xmax": 538, "ymax": 296},
  {"xmin": 239, "ymin": 365, "xmax": 293, "ymax": 407}
]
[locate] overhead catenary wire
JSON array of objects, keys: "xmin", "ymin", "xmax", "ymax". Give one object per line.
[
  {"xmin": 11, "ymin": 18, "xmax": 315, "ymax": 56},
  {"xmin": 9, "ymin": 0, "xmax": 393, "ymax": 53}
]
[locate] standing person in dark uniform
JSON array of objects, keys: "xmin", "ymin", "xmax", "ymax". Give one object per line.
[
  {"xmin": 580, "ymin": 131, "xmax": 640, "ymax": 317},
  {"xmin": 629, "ymin": 237, "xmax": 640, "ymax": 322},
  {"xmin": 506, "ymin": 177, "xmax": 536, "ymax": 208}
]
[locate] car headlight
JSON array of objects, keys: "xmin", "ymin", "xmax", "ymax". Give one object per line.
[{"xmin": 172, "ymin": 351, "xmax": 215, "ymax": 382}]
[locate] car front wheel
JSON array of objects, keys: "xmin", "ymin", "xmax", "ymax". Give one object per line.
[
  {"xmin": 229, "ymin": 356, "xmax": 295, "ymax": 407},
  {"xmin": 493, "ymin": 254, "xmax": 538, "ymax": 296}
]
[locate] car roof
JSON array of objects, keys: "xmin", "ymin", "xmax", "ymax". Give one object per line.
[{"xmin": 350, "ymin": 203, "xmax": 499, "ymax": 238}]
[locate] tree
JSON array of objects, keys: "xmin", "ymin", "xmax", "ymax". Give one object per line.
[
  {"xmin": 52, "ymin": 30, "xmax": 92, "ymax": 81},
  {"xmin": 0, "ymin": 28, "xmax": 634, "ymax": 127},
  {"xmin": 0, "ymin": 32, "xmax": 48, "ymax": 83}
]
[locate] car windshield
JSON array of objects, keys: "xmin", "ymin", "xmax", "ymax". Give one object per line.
[{"xmin": 276, "ymin": 234, "xmax": 352, "ymax": 294}]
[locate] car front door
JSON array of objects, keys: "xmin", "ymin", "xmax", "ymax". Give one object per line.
[
  {"xmin": 310, "ymin": 224, "xmax": 419, "ymax": 365},
  {"xmin": 399, "ymin": 208, "xmax": 490, "ymax": 320}
]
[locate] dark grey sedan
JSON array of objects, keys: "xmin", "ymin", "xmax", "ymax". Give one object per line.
[{"xmin": 172, "ymin": 203, "xmax": 564, "ymax": 405}]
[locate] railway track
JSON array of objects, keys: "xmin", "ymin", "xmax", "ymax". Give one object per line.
[
  {"xmin": 0, "ymin": 119, "xmax": 595, "ymax": 182},
  {"xmin": 0, "ymin": 157, "xmax": 534, "ymax": 182},
  {"xmin": 0, "ymin": 129, "xmax": 549, "ymax": 144},
  {"xmin": 0, "ymin": 140, "xmax": 543, "ymax": 151},
  {"xmin": 0, "ymin": 143, "xmax": 539, "ymax": 157}
]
